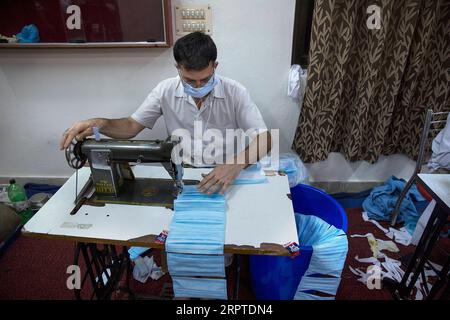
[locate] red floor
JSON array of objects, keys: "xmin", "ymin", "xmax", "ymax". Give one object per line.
[{"xmin": 0, "ymin": 208, "xmax": 438, "ymax": 300}]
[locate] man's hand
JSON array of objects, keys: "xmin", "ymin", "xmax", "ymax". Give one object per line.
[
  {"xmin": 59, "ymin": 117, "xmax": 144, "ymax": 151},
  {"xmin": 59, "ymin": 119, "xmax": 105, "ymax": 150},
  {"xmin": 198, "ymin": 164, "xmax": 246, "ymax": 195}
]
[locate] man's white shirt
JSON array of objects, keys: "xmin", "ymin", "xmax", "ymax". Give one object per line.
[{"xmin": 131, "ymin": 75, "xmax": 268, "ymax": 165}]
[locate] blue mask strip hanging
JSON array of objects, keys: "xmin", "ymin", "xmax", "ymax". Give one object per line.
[
  {"xmin": 172, "ymin": 276, "xmax": 228, "ymax": 300},
  {"xmin": 294, "ymin": 291, "xmax": 335, "ymax": 300},
  {"xmin": 306, "ymin": 235, "xmax": 348, "ymax": 277},
  {"xmin": 294, "ymin": 213, "xmax": 348, "ymax": 300},
  {"xmin": 168, "ymin": 253, "xmax": 225, "ymax": 277},
  {"xmin": 295, "ymin": 276, "xmax": 342, "ymax": 296}
]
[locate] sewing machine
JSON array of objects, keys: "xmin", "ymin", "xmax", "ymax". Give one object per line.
[{"xmin": 65, "ymin": 136, "xmax": 191, "ymax": 212}]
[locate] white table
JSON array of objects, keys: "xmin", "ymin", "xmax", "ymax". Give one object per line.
[
  {"xmin": 23, "ymin": 164, "xmax": 298, "ymax": 299},
  {"xmin": 23, "ymin": 164, "xmax": 298, "ymax": 255},
  {"xmin": 418, "ymin": 174, "xmax": 450, "ymax": 209}
]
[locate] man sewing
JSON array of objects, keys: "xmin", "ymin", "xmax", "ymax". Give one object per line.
[{"xmin": 60, "ymin": 32, "xmax": 271, "ymax": 194}]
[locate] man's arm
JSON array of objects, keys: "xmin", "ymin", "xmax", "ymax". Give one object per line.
[
  {"xmin": 59, "ymin": 117, "xmax": 145, "ymax": 150},
  {"xmin": 198, "ymin": 130, "xmax": 272, "ymax": 195}
]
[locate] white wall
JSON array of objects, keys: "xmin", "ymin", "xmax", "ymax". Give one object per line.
[
  {"xmin": 305, "ymin": 152, "xmax": 416, "ymax": 182},
  {"xmin": 0, "ymin": 0, "xmax": 415, "ymax": 182}
]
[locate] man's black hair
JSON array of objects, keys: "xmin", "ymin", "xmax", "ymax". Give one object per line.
[{"xmin": 173, "ymin": 32, "xmax": 217, "ymax": 71}]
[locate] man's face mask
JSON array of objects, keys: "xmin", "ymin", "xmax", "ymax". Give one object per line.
[{"xmin": 179, "ymin": 69, "xmax": 218, "ymax": 98}]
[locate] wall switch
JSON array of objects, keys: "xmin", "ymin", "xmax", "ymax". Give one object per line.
[{"xmin": 175, "ymin": 5, "xmax": 212, "ymax": 35}]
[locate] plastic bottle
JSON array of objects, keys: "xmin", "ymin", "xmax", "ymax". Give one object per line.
[{"xmin": 7, "ymin": 179, "xmax": 33, "ymax": 224}]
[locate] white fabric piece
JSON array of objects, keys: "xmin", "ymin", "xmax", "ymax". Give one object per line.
[
  {"xmin": 427, "ymin": 261, "xmax": 443, "ymax": 273},
  {"xmin": 411, "ymin": 200, "xmax": 436, "ymax": 246},
  {"xmin": 382, "ymin": 257, "xmax": 404, "ymax": 282},
  {"xmin": 428, "ymin": 113, "xmax": 450, "ymax": 171},
  {"xmin": 385, "ymin": 227, "xmax": 412, "ymax": 246},
  {"xmin": 350, "ymin": 232, "xmax": 374, "ymax": 238},
  {"xmin": 349, "ymin": 238, "xmax": 443, "ymax": 300},
  {"xmin": 132, "ymin": 256, "xmax": 164, "ymax": 283},
  {"xmin": 354, "ymin": 255, "xmax": 381, "ymax": 266},
  {"xmin": 287, "ymin": 64, "xmax": 307, "ymax": 102},
  {"xmin": 287, "ymin": 64, "xmax": 300, "ymax": 99},
  {"xmin": 362, "ymin": 211, "xmax": 389, "ymax": 233},
  {"xmin": 415, "ymin": 288, "xmax": 423, "ymax": 300},
  {"xmin": 348, "ymin": 265, "xmax": 370, "ymax": 285},
  {"xmin": 374, "ymin": 239, "xmax": 399, "ymax": 257},
  {"xmin": 362, "ymin": 212, "xmax": 412, "ymax": 246}
]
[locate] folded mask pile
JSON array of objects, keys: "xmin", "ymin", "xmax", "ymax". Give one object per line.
[{"xmin": 166, "ymin": 185, "xmax": 228, "ymax": 299}]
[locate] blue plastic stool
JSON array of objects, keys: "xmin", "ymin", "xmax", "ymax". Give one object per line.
[{"xmin": 249, "ymin": 184, "xmax": 348, "ymax": 300}]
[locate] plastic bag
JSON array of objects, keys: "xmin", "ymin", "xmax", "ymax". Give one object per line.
[
  {"xmin": 287, "ymin": 64, "xmax": 307, "ymax": 102},
  {"xmin": 16, "ymin": 24, "xmax": 40, "ymax": 43}
]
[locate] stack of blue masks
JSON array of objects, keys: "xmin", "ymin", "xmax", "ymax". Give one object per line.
[
  {"xmin": 166, "ymin": 185, "xmax": 228, "ymax": 299},
  {"xmin": 294, "ymin": 213, "xmax": 348, "ymax": 300},
  {"xmin": 128, "ymin": 165, "xmax": 266, "ymax": 270}
]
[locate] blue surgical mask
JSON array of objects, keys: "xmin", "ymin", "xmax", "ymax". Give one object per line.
[
  {"xmin": 172, "ymin": 276, "xmax": 228, "ymax": 299},
  {"xmin": 182, "ymin": 73, "xmax": 218, "ymax": 98},
  {"xmin": 167, "ymin": 253, "xmax": 225, "ymax": 277}
]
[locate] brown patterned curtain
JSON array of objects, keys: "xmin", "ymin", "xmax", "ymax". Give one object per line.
[{"xmin": 292, "ymin": 0, "xmax": 450, "ymax": 163}]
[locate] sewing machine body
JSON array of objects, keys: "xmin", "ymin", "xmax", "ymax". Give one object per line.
[
  {"xmin": 81, "ymin": 139, "xmax": 182, "ymax": 196},
  {"xmin": 66, "ymin": 137, "xmax": 187, "ymax": 210}
]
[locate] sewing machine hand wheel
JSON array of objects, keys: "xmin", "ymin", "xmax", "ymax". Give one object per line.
[{"xmin": 65, "ymin": 139, "xmax": 87, "ymax": 169}]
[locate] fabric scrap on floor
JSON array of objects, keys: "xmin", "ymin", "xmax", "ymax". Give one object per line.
[
  {"xmin": 132, "ymin": 255, "xmax": 164, "ymax": 284},
  {"xmin": 350, "ymin": 233, "xmax": 399, "ymax": 258},
  {"xmin": 362, "ymin": 212, "xmax": 412, "ymax": 246},
  {"xmin": 362, "ymin": 176, "xmax": 426, "ymax": 234}
]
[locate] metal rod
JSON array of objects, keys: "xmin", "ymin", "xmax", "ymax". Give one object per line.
[
  {"xmin": 234, "ymin": 255, "xmax": 241, "ymax": 300},
  {"xmin": 75, "ymin": 169, "xmax": 78, "ymax": 204},
  {"xmin": 427, "ymin": 255, "xmax": 450, "ymax": 299}
]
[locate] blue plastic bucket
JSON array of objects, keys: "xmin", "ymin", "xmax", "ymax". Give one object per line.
[{"xmin": 249, "ymin": 184, "xmax": 348, "ymax": 300}]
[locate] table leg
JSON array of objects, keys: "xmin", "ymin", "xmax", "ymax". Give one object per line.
[
  {"xmin": 395, "ymin": 205, "xmax": 448, "ymax": 298},
  {"xmin": 233, "ymin": 254, "xmax": 241, "ymax": 300},
  {"xmin": 160, "ymin": 250, "xmax": 168, "ymax": 274},
  {"xmin": 426, "ymin": 254, "xmax": 450, "ymax": 299},
  {"xmin": 73, "ymin": 242, "xmax": 133, "ymax": 300}
]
